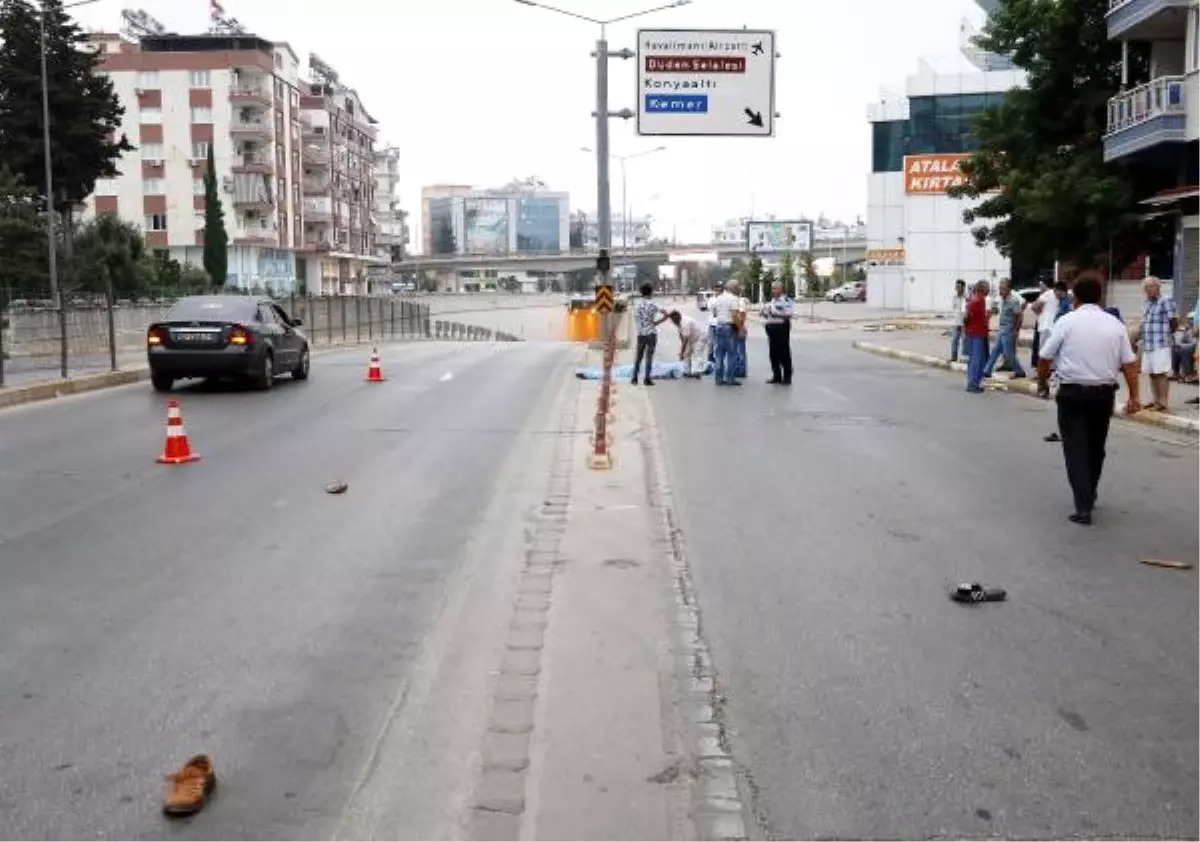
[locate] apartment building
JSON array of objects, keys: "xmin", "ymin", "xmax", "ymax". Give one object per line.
[
  {"xmin": 1104, "ymin": 0, "xmax": 1199, "ymax": 315},
  {"xmin": 83, "ymin": 32, "xmax": 305, "ymax": 292},
  {"xmin": 374, "ymin": 145, "xmax": 409, "ymax": 263},
  {"xmin": 298, "ymin": 80, "xmax": 381, "ymax": 293}
]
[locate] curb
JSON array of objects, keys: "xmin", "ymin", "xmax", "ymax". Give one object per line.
[{"xmin": 851, "ymin": 339, "xmax": 1200, "ymax": 434}]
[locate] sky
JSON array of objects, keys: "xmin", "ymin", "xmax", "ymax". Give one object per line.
[{"xmin": 72, "ymin": 0, "xmax": 987, "ymax": 244}]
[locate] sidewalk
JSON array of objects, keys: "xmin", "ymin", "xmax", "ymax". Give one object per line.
[{"xmin": 852, "ymin": 330, "xmax": 1200, "ymax": 433}]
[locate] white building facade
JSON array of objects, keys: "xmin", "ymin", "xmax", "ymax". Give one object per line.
[
  {"xmin": 422, "ymin": 184, "xmax": 570, "ymax": 257},
  {"xmin": 864, "ymin": 1, "xmax": 1025, "ymax": 312},
  {"xmin": 373, "ymin": 146, "xmax": 408, "ymax": 263}
]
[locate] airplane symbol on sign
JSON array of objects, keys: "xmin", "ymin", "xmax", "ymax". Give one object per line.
[{"xmin": 751, "ymin": 41, "xmax": 764, "ymax": 55}]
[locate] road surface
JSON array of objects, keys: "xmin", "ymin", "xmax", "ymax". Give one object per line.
[
  {"xmin": 0, "ymin": 341, "xmax": 580, "ymax": 839},
  {"xmin": 649, "ymin": 322, "xmax": 1199, "ymax": 839}
]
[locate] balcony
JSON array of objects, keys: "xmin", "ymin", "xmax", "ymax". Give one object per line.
[
  {"xmin": 304, "ymin": 146, "xmax": 331, "ymax": 167},
  {"xmin": 304, "ymin": 197, "xmax": 333, "ymax": 221},
  {"xmin": 231, "ymin": 154, "xmax": 272, "ymax": 174},
  {"xmin": 1104, "ymin": 75, "xmax": 1190, "ymax": 160},
  {"xmin": 303, "ymin": 176, "xmax": 330, "ymax": 195},
  {"xmin": 1107, "ymin": 0, "xmax": 1190, "ymax": 40},
  {"xmin": 301, "ymin": 116, "xmax": 328, "ymax": 139},
  {"xmin": 229, "ymin": 85, "xmax": 271, "ymax": 107},
  {"xmin": 230, "ymin": 117, "xmax": 271, "ymax": 137}
]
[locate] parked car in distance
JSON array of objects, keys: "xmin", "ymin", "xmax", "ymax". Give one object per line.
[
  {"xmin": 1015, "ymin": 286, "xmax": 1043, "ymax": 304},
  {"xmin": 146, "ymin": 295, "xmax": 310, "ymax": 392},
  {"xmin": 825, "ymin": 282, "xmax": 866, "ymax": 303}
]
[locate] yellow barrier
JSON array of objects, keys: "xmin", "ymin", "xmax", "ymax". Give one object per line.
[{"xmin": 567, "ymin": 308, "xmax": 603, "ymax": 342}]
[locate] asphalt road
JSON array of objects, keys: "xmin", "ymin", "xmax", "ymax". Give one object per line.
[
  {"xmin": 649, "ymin": 324, "xmax": 1199, "ymax": 840},
  {"xmin": 0, "ymin": 340, "xmax": 574, "ymax": 839}
]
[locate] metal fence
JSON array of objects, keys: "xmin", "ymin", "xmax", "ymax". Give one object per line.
[{"xmin": 0, "ymin": 289, "xmax": 521, "ymax": 389}]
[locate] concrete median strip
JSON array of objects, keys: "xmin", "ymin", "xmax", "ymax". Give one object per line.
[{"xmin": 852, "ymin": 339, "xmax": 1200, "ymax": 435}]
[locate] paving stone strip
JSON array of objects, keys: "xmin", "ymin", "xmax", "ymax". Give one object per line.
[{"xmin": 467, "ymin": 378, "xmax": 581, "ymax": 841}]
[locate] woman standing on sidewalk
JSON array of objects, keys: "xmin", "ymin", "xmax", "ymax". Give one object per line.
[{"xmin": 964, "ymin": 281, "xmax": 991, "ymax": 393}]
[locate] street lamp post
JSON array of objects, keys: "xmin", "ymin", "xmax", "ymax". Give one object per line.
[
  {"xmin": 580, "ymin": 144, "xmax": 667, "ymax": 263},
  {"xmin": 40, "ymin": 0, "xmax": 104, "ymax": 379},
  {"xmin": 515, "ymin": 0, "xmax": 689, "ymax": 469}
]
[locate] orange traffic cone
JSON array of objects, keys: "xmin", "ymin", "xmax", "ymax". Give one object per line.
[
  {"xmin": 365, "ymin": 347, "xmax": 385, "ymax": 382},
  {"xmin": 156, "ymin": 399, "xmax": 201, "ymax": 465}
]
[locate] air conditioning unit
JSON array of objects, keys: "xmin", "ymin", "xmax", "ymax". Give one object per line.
[{"xmin": 135, "ymin": 87, "xmax": 146, "ymax": 95}]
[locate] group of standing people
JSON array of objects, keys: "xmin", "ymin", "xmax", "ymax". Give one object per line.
[
  {"xmin": 949, "ymin": 270, "xmax": 1196, "ymax": 526},
  {"xmin": 627, "ymin": 280, "xmax": 796, "ymax": 387}
]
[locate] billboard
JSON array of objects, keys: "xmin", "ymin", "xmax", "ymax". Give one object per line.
[
  {"xmin": 746, "ymin": 220, "xmax": 813, "ymax": 253},
  {"xmin": 464, "ymin": 198, "xmax": 510, "ymax": 255},
  {"xmin": 904, "ymin": 153, "xmax": 968, "ymax": 194}
]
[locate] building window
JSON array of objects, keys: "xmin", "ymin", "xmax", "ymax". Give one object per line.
[
  {"xmin": 136, "ymin": 70, "xmax": 159, "ymax": 88},
  {"xmin": 871, "ymin": 120, "xmax": 906, "ymax": 172},
  {"xmin": 191, "ymin": 106, "xmax": 213, "ymax": 123},
  {"xmin": 192, "ymin": 141, "xmax": 211, "ymax": 160},
  {"xmin": 139, "ymin": 106, "xmax": 162, "ymax": 124},
  {"xmin": 516, "ymin": 196, "xmax": 562, "ymax": 253},
  {"xmin": 140, "ymin": 141, "xmax": 164, "ymax": 161},
  {"xmin": 193, "ymin": 177, "xmax": 206, "ymax": 196},
  {"xmin": 194, "ymin": 213, "xmax": 205, "ymax": 230},
  {"xmin": 94, "ymin": 178, "xmax": 118, "ymax": 197},
  {"xmin": 142, "ymin": 177, "xmax": 165, "ymax": 194},
  {"xmin": 190, "ymin": 70, "xmax": 211, "ymax": 88},
  {"xmin": 145, "ymin": 213, "xmax": 168, "ymax": 231}
]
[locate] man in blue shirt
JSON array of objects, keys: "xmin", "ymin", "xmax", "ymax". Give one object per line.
[{"xmin": 760, "ymin": 280, "xmax": 795, "ymax": 384}]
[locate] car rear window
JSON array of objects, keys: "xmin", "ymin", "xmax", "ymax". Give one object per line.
[{"xmin": 165, "ymin": 298, "xmax": 257, "ymax": 322}]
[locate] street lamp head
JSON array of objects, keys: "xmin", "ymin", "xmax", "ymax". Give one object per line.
[{"xmin": 513, "ymin": 0, "xmax": 538, "ymax": 5}]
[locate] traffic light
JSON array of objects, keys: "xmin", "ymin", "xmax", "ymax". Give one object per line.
[{"xmin": 596, "ymin": 248, "xmax": 610, "ymax": 275}]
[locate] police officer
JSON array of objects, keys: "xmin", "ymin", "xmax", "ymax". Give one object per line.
[
  {"xmin": 760, "ymin": 280, "xmax": 795, "ymax": 384},
  {"xmin": 1036, "ymin": 271, "xmax": 1141, "ymax": 525}
]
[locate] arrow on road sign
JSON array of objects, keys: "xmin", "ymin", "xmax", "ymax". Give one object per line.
[
  {"xmin": 744, "ymin": 108, "xmax": 764, "ymax": 127},
  {"xmin": 751, "ymin": 41, "xmax": 764, "ymax": 55},
  {"xmin": 594, "ymin": 285, "xmax": 615, "ymax": 314}
]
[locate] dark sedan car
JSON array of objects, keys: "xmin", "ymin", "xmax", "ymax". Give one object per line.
[{"xmin": 146, "ymin": 295, "xmax": 310, "ymax": 392}]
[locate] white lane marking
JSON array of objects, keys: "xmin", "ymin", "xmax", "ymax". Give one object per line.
[
  {"xmin": 816, "ymin": 384, "xmax": 851, "ymax": 403},
  {"xmin": 439, "ymin": 372, "xmax": 454, "ymax": 382}
]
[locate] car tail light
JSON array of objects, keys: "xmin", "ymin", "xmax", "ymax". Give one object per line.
[
  {"xmin": 147, "ymin": 328, "xmax": 164, "ymax": 346},
  {"xmin": 229, "ymin": 325, "xmax": 252, "ymax": 346}
]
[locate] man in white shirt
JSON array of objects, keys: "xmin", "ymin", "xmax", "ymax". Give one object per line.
[
  {"xmin": 709, "ymin": 281, "xmax": 742, "ymax": 386},
  {"xmin": 949, "ymin": 279, "xmax": 967, "ymax": 362},
  {"xmin": 668, "ymin": 310, "xmax": 707, "ymax": 377},
  {"xmin": 1029, "ymin": 280, "xmax": 1057, "ymax": 369},
  {"xmin": 1037, "ymin": 272, "xmax": 1141, "ymax": 526}
]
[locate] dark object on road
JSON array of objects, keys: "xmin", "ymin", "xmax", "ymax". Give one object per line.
[
  {"xmin": 146, "ymin": 295, "xmax": 310, "ymax": 393},
  {"xmin": 950, "ymin": 583, "xmax": 1007, "ymax": 604},
  {"xmin": 1139, "ymin": 557, "xmax": 1194, "ymax": 571},
  {"xmin": 325, "ymin": 481, "xmax": 348, "ymax": 495},
  {"xmin": 163, "ymin": 754, "xmax": 217, "ymax": 817},
  {"xmin": 1044, "ymin": 432, "xmax": 1061, "ymax": 442}
]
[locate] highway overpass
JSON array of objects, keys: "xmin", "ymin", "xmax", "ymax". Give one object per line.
[{"xmin": 393, "ymin": 239, "xmax": 868, "ymax": 274}]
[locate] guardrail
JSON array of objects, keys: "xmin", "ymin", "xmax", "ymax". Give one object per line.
[{"xmin": 1107, "ymin": 75, "xmax": 1188, "ymax": 134}]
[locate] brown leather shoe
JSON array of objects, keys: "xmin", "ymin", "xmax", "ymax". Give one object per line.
[{"xmin": 163, "ymin": 754, "xmax": 217, "ymax": 817}]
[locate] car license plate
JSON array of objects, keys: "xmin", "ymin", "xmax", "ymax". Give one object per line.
[{"xmin": 173, "ymin": 331, "xmax": 219, "ymax": 344}]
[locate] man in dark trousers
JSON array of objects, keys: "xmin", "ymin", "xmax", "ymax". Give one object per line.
[
  {"xmin": 630, "ymin": 282, "xmax": 668, "ymax": 385},
  {"xmin": 760, "ymin": 280, "xmax": 795, "ymax": 384},
  {"xmin": 1037, "ymin": 272, "xmax": 1141, "ymax": 525}
]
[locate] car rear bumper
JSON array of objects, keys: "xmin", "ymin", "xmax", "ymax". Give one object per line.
[{"xmin": 147, "ymin": 346, "xmax": 260, "ymax": 378}]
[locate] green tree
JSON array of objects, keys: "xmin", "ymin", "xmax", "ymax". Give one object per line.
[
  {"xmin": 0, "ymin": 0, "xmax": 133, "ymax": 225},
  {"xmin": 799, "ymin": 251, "xmax": 821, "ymax": 297},
  {"xmin": 948, "ymin": 0, "xmax": 1168, "ymax": 270},
  {"xmin": 778, "ymin": 252, "xmax": 797, "ymax": 299},
  {"xmin": 202, "ymin": 144, "xmax": 228, "ymax": 289},
  {"xmin": 0, "ymin": 166, "xmax": 48, "ymax": 300},
  {"xmin": 73, "ymin": 213, "xmax": 146, "ymax": 299},
  {"xmin": 737, "ymin": 253, "xmax": 763, "ymax": 299},
  {"xmin": 180, "ymin": 264, "xmax": 211, "ymax": 292},
  {"xmin": 759, "ymin": 268, "xmax": 777, "ymax": 304}
]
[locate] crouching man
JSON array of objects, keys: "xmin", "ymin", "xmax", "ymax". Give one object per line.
[{"xmin": 669, "ymin": 309, "xmax": 708, "ymax": 378}]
